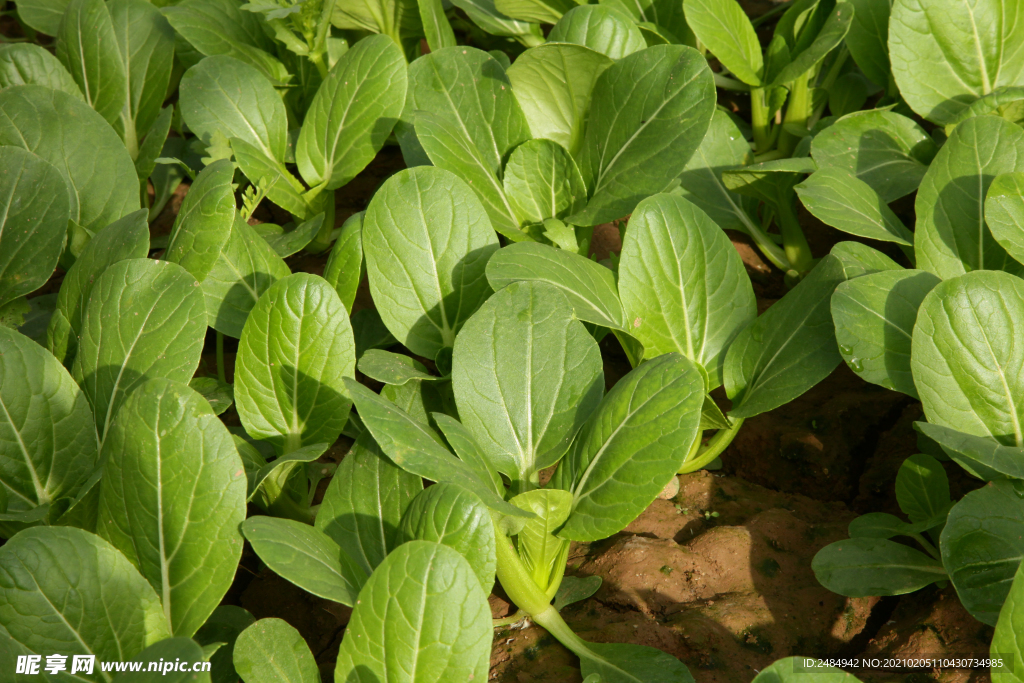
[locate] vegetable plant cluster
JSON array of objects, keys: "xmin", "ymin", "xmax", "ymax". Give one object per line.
[{"xmin": 1, "ymin": 0, "xmax": 1024, "ymax": 679}]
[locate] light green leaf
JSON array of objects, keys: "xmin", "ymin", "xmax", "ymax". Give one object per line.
[
  {"xmin": 56, "ymin": 0, "xmax": 128, "ymax": 128},
  {"xmin": 251, "ymin": 214, "xmax": 324, "ymax": 258},
  {"xmin": 432, "ymin": 413, "xmax": 505, "ymax": 496},
  {"xmin": 889, "ymin": 0, "xmax": 1024, "ymax": 124},
  {"xmin": 796, "ymin": 167, "xmax": 913, "ymax": 245},
  {"xmin": 580, "ymin": 641, "xmax": 696, "ymax": 683},
  {"xmin": 234, "ymin": 619, "xmax": 319, "ymax": 683},
  {"xmin": 448, "ymin": 0, "xmax": 538, "ymax": 37},
  {"xmin": 247, "ymin": 443, "xmax": 326, "ymax": 512},
  {"xmin": 986, "ymin": 172, "xmax": 1024, "ymax": 267},
  {"xmin": 358, "ymin": 350, "xmax": 439, "ymax": 385},
  {"xmin": 496, "ymin": 0, "xmax": 574, "ymax": 24},
  {"xmin": 940, "ymin": 480, "xmax": 1024, "ymax": 625},
  {"xmin": 948, "ymin": 86, "xmax": 1024, "ymax": 130},
  {"xmin": 189, "ymin": 377, "xmax": 234, "ymax": 416},
  {"xmin": 0, "ymin": 43, "xmax": 83, "ymax": 98},
  {"xmin": 810, "ymin": 109, "xmax": 937, "ymax": 203},
  {"xmin": 547, "ymin": 6, "xmax": 646, "ymax": 60},
  {"xmin": 895, "ymin": 454, "xmax": 950, "ymax": 524},
  {"xmin": 618, "ymin": 193, "xmax": 755, "ymax": 386},
  {"xmin": 992, "ymin": 561, "xmax": 1024, "ymax": 683},
  {"xmin": 73, "ymin": 259, "xmax": 207, "ymax": 440},
  {"xmin": 770, "ymin": 2, "xmax": 853, "ymax": 87},
  {"xmin": 164, "ymin": 159, "xmax": 236, "ymax": 281},
  {"xmin": 503, "ymin": 138, "xmax": 587, "ymax": 225},
  {"xmin": 0, "ymin": 527, "xmax": 171, "ymax": 674},
  {"xmin": 831, "ymin": 269, "xmax": 940, "ymax": 398},
  {"xmin": 363, "ymin": 166, "xmax": 499, "ymax": 359},
  {"xmin": 109, "ymin": 0, "xmax": 176, "ymax": 142},
  {"xmin": 812, "ymin": 537, "xmax": 946, "ymax": 596},
  {"xmin": 0, "ymin": 85, "xmax": 140, "ymax": 236},
  {"xmin": 296, "ymin": 35, "xmax": 406, "ymax": 190},
  {"xmin": 14, "ymin": 0, "xmax": 72, "ymax": 35},
  {"xmin": 912, "ymin": 271, "xmax": 1024, "ymax": 445},
  {"xmin": 602, "ymin": 0, "xmax": 693, "ymax": 46},
  {"xmin": 235, "ymin": 273, "xmax": 355, "ymax": 454},
  {"xmin": 569, "ymin": 45, "xmax": 716, "ymax": 226},
  {"xmin": 113, "ymin": 637, "xmax": 212, "ymax": 683},
  {"xmin": 229, "ymin": 138, "xmax": 310, "ymax": 219},
  {"xmin": 399, "ymin": 483, "xmax": 497, "ymax": 593},
  {"xmin": 683, "ymin": 0, "xmax": 762, "ymax": 86},
  {"xmin": 242, "ymin": 517, "xmax": 366, "ymax": 606},
  {"xmin": 561, "ymin": 353, "xmax": 703, "ymax": 541},
  {"xmin": 0, "ymin": 327, "xmax": 97, "ymax": 510},
  {"xmin": 201, "ymin": 215, "xmax": 292, "ymax": 338},
  {"xmin": 510, "ymin": 488, "xmax": 572, "ymax": 591},
  {"xmin": 334, "ymin": 541, "xmax": 492, "ymax": 683},
  {"xmin": 323, "ymin": 212, "xmax": 363, "ymax": 314},
  {"xmin": 506, "ymin": 43, "xmax": 613, "ymax": 158},
  {"xmin": 98, "ymin": 378, "xmax": 246, "ymax": 638},
  {"xmin": 453, "ymin": 280, "xmax": 604, "ymax": 484},
  {"xmin": 419, "ymin": 0, "xmax": 456, "ymax": 51},
  {"xmin": 845, "ymin": 0, "xmax": 892, "ymax": 87},
  {"xmin": 0, "ymin": 147, "xmax": 70, "ymax": 308},
  {"xmin": 915, "ymin": 421, "xmax": 1024, "ymax": 481},
  {"xmin": 316, "ymin": 431, "xmax": 422, "ymax": 576}
]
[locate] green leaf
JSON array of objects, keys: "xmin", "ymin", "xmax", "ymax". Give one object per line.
[
  {"xmin": 553, "ymin": 574, "xmax": 602, "ymax": 611},
  {"xmin": 50, "ymin": 209, "xmax": 149, "ymax": 366},
  {"xmin": 485, "ymin": 242, "xmax": 626, "ymax": 329},
  {"xmin": 683, "ymin": 0, "xmax": 762, "ymax": 86},
  {"xmin": 831, "ymin": 269, "xmax": 940, "ymax": 398},
  {"xmin": 915, "ymin": 421, "xmax": 1024, "ymax": 481},
  {"xmin": 432, "ymin": 413, "xmax": 505, "ymax": 496},
  {"xmin": 248, "ymin": 443, "xmax": 326, "ymax": 509},
  {"xmin": 810, "ymin": 109, "xmax": 937, "ymax": 203},
  {"xmin": 345, "ymin": 378, "xmax": 530, "ymax": 518},
  {"xmin": 602, "ymin": 0, "xmax": 693, "ymax": 46},
  {"xmin": 113, "ymin": 639, "xmax": 212, "ymax": 682},
  {"xmin": 242, "ymin": 517, "xmax": 367, "ymax": 606},
  {"xmin": 580, "ymin": 641, "xmax": 696, "ymax": 683},
  {"xmin": 251, "ymin": 214, "xmax": 324, "ymax": 258},
  {"xmin": 496, "ymin": 0, "xmax": 574, "ymax": 23},
  {"xmin": 510, "ymin": 488, "xmax": 572, "ymax": 591},
  {"xmin": 676, "ymin": 108, "xmax": 760, "ymax": 236},
  {"xmin": 358, "ymin": 350, "xmax": 439, "ymax": 385},
  {"xmin": 449, "ymin": 0, "xmax": 538, "ymax": 37},
  {"xmin": 135, "ymin": 106, "xmax": 173, "ymax": 182},
  {"xmin": 844, "ymin": 0, "xmax": 891, "ymax": 87},
  {"xmin": 848, "ymin": 512, "xmax": 915, "ymax": 539},
  {"xmin": 352, "ymin": 308, "xmax": 397, "ymax": 357},
  {"xmin": 503, "ymin": 139, "xmax": 588, "ymax": 225},
  {"xmin": 569, "ymin": 45, "xmax": 716, "ymax": 226},
  {"xmin": 986, "ymin": 172, "xmax": 1024, "ymax": 267},
  {"xmin": 506, "ymin": 43, "xmax": 613, "ymax": 158},
  {"xmin": 769, "ymin": 2, "xmax": 853, "ymax": 86},
  {"xmin": 0, "ymin": 326, "xmax": 97, "ymax": 510},
  {"xmin": 73, "ymin": 259, "xmax": 207, "ymax": 440},
  {"xmin": 0, "ymin": 527, "xmax": 171, "ymax": 670},
  {"xmin": 109, "ymin": 0, "xmax": 175, "ymax": 142},
  {"xmin": 0, "ymin": 148, "xmax": 70, "ymax": 308},
  {"xmin": 334, "ymin": 541, "xmax": 492, "ymax": 683},
  {"xmin": 399, "ymin": 483, "xmax": 497, "ymax": 593},
  {"xmin": 0, "ymin": 85, "xmax": 140, "ymax": 236},
  {"xmin": 811, "ymin": 537, "xmax": 946, "ymax": 596},
  {"xmin": 895, "ymin": 454, "xmax": 950, "ymax": 524},
  {"xmin": 14, "ymin": 0, "xmax": 72, "ymax": 35},
  {"xmin": 56, "ymin": 0, "xmax": 128, "ymax": 128},
  {"xmin": 419, "ymin": 0, "xmax": 457, "ymax": 51},
  {"xmin": 912, "ymin": 271, "xmax": 1024, "ymax": 445},
  {"xmin": 322, "ymin": 211, "xmax": 363, "ymax": 314},
  {"xmin": 194, "ymin": 606, "xmax": 256, "ymax": 683},
  {"xmin": 164, "ymin": 159, "xmax": 236, "ymax": 281},
  {"xmin": 561, "ymin": 353, "xmax": 704, "ymax": 541},
  {"xmin": 230, "ymin": 138, "xmax": 311, "ymax": 219},
  {"xmin": 948, "ymin": 86, "xmax": 1024, "ymax": 130},
  {"xmin": 234, "ymin": 619, "xmax": 319, "ymax": 683},
  {"xmin": 992, "ymin": 561, "xmax": 1024, "ymax": 683},
  {"xmin": 363, "ymin": 166, "xmax": 499, "ymax": 359},
  {"xmin": 296, "ymin": 35, "xmax": 406, "ymax": 191},
  {"xmin": 403, "ymin": 47, "xmax": 531, "ymax": 240},
  {"xmin": 721, "ymin": 157, "xmax": 815, "ymax": 205},
  {"xmin": 752, "ymin": 656, "xmax": 863, "ymax": 681},
  {"xmin": 316, "ymin": 431, "xmax": 422, "ymax": 576},
  {"xmin": 453, "ymin": 280, "xmax": 605, "ymax": 485},
  {"xmin": 889, "ymin": 0, "xmax": 1024, "ymax": 124},
  {"xmin": 235, "ymin": 273, "xmax": 355, "ymax": 454},
  {"xmin": 179, "ymin": 55, "xmax": 288, "ymax": 163},
  {"xmin": 796, "ymin": 168, "xmax": 913, "ymax": 245},
  {"xmin": 201, "ymin": 215, "xmax": 292, "ymax": 338},
  {"xmin": 547, "ymin": 6, "xmax": 646, "ymax": 60},
  {"xmin": 618, "ymin": 194, "xmax": 755, "ymax": 387},
  {"xmin": 16, "ymin": 293, "xmax": 56, "ymax": 347},
  {"xmin": 98, "ymin": 378, "xmax": 246, "ymax": 638},
  {"xmin": 940, "ymin": 480, "xmax": 1024, "ymax": 625},
  {"xmin": 0, "ymin": 43, "xmax": 83, "ymax": 98},
  {"xmin": 189, "ymin": 376, "xmax": 234, "ymax": 416}
]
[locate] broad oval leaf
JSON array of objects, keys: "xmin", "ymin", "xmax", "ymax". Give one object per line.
[
  {"xmin": 0, "ymin": 526, "xmax": 170, "ymax": 666},
  {"xmin": 992, "ymin": 562, "xmax": 1024, "ymax": 683},
  {"xmin": 56, "ymin": 0, "xmax": 127, "ymax": 128},
  {"xmin": 831, "ymin": 269, "xmax": 940, "ymax": 398},
  {"xmin": 0, "ymin": 147, "xmax": 70, "ymax": 308},
  {"xmin": 98, "ymin": 378, "xmax": 247, "ymax": 637},
  {"xmin": 503, "ymin": 138, "xmax": 587, "ymax": 225},
  {"xmin": 561, "ymin": 353, "xmax": 704, "ymax": 542},
  {"xmin": 940, "ymin": 480, "xmax": 1024, "ymax": 625},
  {"xmin": 398, "ymin": 483, "xmax": 497, "ymax": 593},
  {"xmin": 453, "ymin": 280, "xmax": 605, "ymax": 484},
  {"xmin": 889, "ymin": 0, "xmax": 1024, "ymax": 124},
  {"xmin": 795, "ymin": 167, "xmax": 914, "ymax": 245},
  {"xmin": 569, "ymin": 44, "xmax": 716, "ymax": 226},
  {"xmin": 358, "ymin": 350, "xmax": 439, "ymax": 386},
  {"xmin": 164, "ymin": 159, "xmax": 236, "ymax": 281},
  {"xmin": 0, "ymin": 327, "xmax": 97, "ymax": 509},
  {"xmin": 109, "ymin": 0, "xmax": 176, "ymax": 142},
  {"xmin": 316, "ymin": 432, "xmax": 422, "ymax": 576},
  {"xmin": 235, "ymin": 273, "xmax": 356, "ymax": 454},
  {"xmin": 234, "ymin": 619, "xmax": 319, "ymax": 683},
  {"xmin": 14, "ymin": 0, "xmax": 72, "ymax": 35},
  {"xmin": 896, "ymin": 453, "xmax": 950, "ymax": 524},
  {"xmin": 912, "ymin": 271, "xmax": 1024, "ymax": 445},
  {"xmin": 73, "ymin": 258, "xmax": 207, "ymax": 440},
  {"xmin": 297, "ymin": 34, "xmax": 407, "ymax": 190},
  {"xmin": 242, "ymin": 517, "xmax": 367, "ymax": 607},
  {"xmin": 547, "ymin": 6, "xmax": 646, "ymax": 60},
  {"xmin": 986, "ymin": 172, "xmax": 1024, "ymax": 267},
  {"xmin": 363, "ymin": 166, "xmax": 499, "ymax": 359},
  {"xmin": 179, "ymin": 55, "xmax": 288, "ymax": 162},
  {"xmin": 0, "ymin": 43, "xmax": 82, "ymax": 98},
  {"xmin": 334, "ymin": 541, "xmax": 492, "ymax": 683},
  {"xmin": 812, "ymin": 537, "xmax": 946, "ymax": 596},
  {"xmin": 683, "ymin": 0, "xmax": 763, "ymax": 86},
  {"xmin": 619, "ymin": 193, "xmax": 756, "ymax": 386},
  {"xmin": 0, "ymin": 85, "xmax": 139, "ymax": 236}
]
